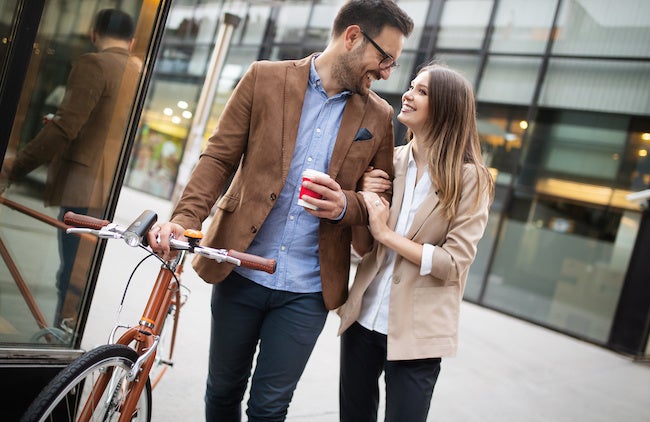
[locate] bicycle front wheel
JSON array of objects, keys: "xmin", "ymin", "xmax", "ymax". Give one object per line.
[{"xmin": 21, "ymin": 344, "xmax": 152, "ymax": 422}]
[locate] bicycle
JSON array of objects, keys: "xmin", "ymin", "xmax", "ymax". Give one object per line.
[{"xmin": 20, "ymin": 209, "xmax": 276, "ymax": 422}]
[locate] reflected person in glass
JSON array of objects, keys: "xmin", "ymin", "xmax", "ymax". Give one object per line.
[{"xmin": 2, "ymin": 9, "xmax": 141, "ymax": 330}]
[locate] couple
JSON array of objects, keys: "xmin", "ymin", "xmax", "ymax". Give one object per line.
[{"xmin": 148, "ymin": 0, "xmax": 493, "ymax": 421}]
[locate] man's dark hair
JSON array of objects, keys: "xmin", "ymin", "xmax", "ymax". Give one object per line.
[
  {"xmin": 94, "ymin": 9, "xmax": 135, "ymax": 40},
  {"xmin": 332, "ymin": 0, "xmax": 414, "ymax": 38}
]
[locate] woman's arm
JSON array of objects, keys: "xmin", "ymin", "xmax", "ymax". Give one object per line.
[{"xmin": 360, "ymin": 192, "xmax": 424, "ymax": 266}]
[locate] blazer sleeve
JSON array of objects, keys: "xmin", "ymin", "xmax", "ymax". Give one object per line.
[
  {"xmin": 429, "ymin": 165, "xmax": 491, "ymax": 282},
  {"xmin": 339, "ymin": 103, "xmax": 395, "ymax": 227},
  {"xmin": 10, "ymin": 54, "xmax": 104, "ymax": 179},
  {"xmin": 171, "ymin": 62, "xmax": 258, "ymax": 230}
]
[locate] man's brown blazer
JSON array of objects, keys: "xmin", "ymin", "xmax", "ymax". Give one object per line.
[{"xmin": 171, "ymin": 55, "xmax": 395, "ymax": 310}]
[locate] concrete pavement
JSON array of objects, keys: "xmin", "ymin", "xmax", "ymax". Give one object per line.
[{"xmin": 82, "ymin": 187, "xmax": 650, "ymax": 421}]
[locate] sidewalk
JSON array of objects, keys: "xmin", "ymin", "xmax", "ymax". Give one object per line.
[{"xmin": 83, "ymin": 188, "xmax": 650, "ymax": 421}]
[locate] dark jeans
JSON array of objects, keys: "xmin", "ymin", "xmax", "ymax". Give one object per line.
[
  {"xmin": 340, "ymin": 322, "xmax": 442, "ymax": 422},
  {"xmin": 55, "ymin": 206, "xmax": 87, "ymax": 327},
  {"xmin": 205, "ymin": 271, "xmax": 328, "ymax": 421}
]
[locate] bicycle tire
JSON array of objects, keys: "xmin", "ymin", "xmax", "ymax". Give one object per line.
[{"xmin": 20, "ymin": 344, "xmax": 152, "ymax": 422}]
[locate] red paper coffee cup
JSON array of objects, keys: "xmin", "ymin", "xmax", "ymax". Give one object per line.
[{"xmin": 298, "ymin": 169, "xmax": 330, "ymax": 210}]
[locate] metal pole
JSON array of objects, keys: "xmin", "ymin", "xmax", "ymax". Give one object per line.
[{"xmin": 171, "ymin": 13, "xmax": 241, "ymax": 203}]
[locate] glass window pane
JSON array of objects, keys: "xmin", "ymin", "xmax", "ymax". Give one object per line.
[
  {"xmin": 0, "ymin": 1, "xmax": 157, "ymax": 349},
  {"xmin": 241, "ymin": 5, "xmax": 272, "ymax": 45},
  {"xmin": 553, "ymin": 0, "xmax": 650, "ymax": 58},
  {"xmin": 483, "ymin": 193, "xmax": 632, "ymax": 343},
  {"xmin": 126, "ymin": 81, "xmax": 199, "ymax": 199},
  {"xmin": 437, "ymin": 0, "xmax": 494, "ymax": 50},
  {"xmin": 275, "ymin": 3, "xmax": 312, "ymax": 42},
  {"xmin": 307, "ymin": 0, "xmax": 341, "ymax": 46},
  {"xmin": 490, "ymin": 0, "xmax": 557, "ymax": 54},
  {"xmin": 397, "ymin": 0, "xmax": 433, "ymax": 50},
  {"xmin": 434, "ymin": 53, "xmax": 481, "ymax": 85},
  {"xmin": 476, "ymin": 105, "xmax": 528, "ymax": 185},
  {"xmin": 539, "ymin": 58, "xmax": 650, "ymax": 115},
  {"xmin": 477, "ymin": 56, "xmax": 541, "ymax": 105},
  {"xmin": 0, "ymin": 0, "xmax": 19, "ymax": 80}
]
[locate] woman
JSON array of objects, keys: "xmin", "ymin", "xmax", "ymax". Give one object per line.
[{"xmin": 338, "ymin": 63, "xmax": 494, "ymax": 422}]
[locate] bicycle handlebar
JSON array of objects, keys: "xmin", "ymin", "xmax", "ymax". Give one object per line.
[{"xmin": 63, "ymin": 211, "xmax": 277, "ymax": 274}]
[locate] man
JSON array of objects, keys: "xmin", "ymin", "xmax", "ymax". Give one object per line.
[
  {"xmin": 148, "ymin": 0, "xmax": 413, "ymax": 420},
  {"xmin": 3, "ymin": 9, "xmax": 141, "ymax": 328}
]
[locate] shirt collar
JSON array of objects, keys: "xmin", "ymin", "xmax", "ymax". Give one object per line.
[{"xmin": 309, "ymin": 55, "xmax": 352, "ymax": 98}]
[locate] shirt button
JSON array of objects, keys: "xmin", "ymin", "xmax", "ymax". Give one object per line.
[
  {"xmin": 289, "ymin": 215, "xmax": 295, "ymax": 221},
  {"xmin": 307, "ymin": 157, "xmax": 313, "ymax": 162},
  {"xmin": 281, "ymin": 245, "xmax": 286, "ymax": 251},
  {"xmin": 316, "ymin": 128, "xmax": 321, "ymax": 133},
  {"xmin": 392, "ymin": 276, "xmax": 400, "ymax": 284}
]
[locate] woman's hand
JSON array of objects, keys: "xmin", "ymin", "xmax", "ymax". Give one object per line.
[
  {"xmin": 361, "ymin": 191, "xmax": 391, "ymax": 242},
  {"xmin": 360, "ymin": 166, "xmax": 391, "ymax": 193}
]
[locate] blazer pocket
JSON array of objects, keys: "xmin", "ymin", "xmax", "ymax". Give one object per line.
[
  {"xmin": 216, "ymin": 193, "xmax": 240, "ymax": 213},
  {"xmin": 412, "ymin": 285, "xmax": 459, "ymax": 339}
]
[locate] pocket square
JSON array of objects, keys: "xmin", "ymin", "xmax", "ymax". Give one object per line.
[{"xmin": 353, "ymin": 127, "xmax": 373, "ymax": 141}]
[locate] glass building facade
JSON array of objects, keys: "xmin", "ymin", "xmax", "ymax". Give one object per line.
[{"xmin": 124, "ymin": 0, "xmax": 650, "ymax": 355}]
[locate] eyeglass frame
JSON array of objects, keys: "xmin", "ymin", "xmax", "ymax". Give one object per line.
[{"xmin": 360, "ymin": 30, "xmax": 399, "ymax": 71}]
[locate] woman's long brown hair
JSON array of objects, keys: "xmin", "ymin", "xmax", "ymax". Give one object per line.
[{"xmin": 406, "ymin": 63, "xmax": 494, "ymax": 220}]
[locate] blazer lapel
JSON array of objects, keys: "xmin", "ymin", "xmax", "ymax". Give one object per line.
[
  {"xmin": 283, "ymin": 57, "xmax": 312, "ymax": 181},
  {"xmin": 328, "ymin": 94, "xmax": 366, "ymax": 179},
  {"xmin": 405, "ymin": 189, "xmax": 440, "ymax": 240},
  {"xmin": 394, "ymin": 143, "xmax": 441, "ymax": 240}
]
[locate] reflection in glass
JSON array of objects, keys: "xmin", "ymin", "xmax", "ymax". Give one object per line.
[
  {"xmin": 0, "ymin": 3, "xmax": 148, "ymax": 348},
  {"xmin": 437, "ymin": 0, "xmax": 494, "ymax": 49},
  {"xmin": 490, "ymin": 0, "xmax": 557, "ymax": 54},
  {"xmin": 477, "ymin": 56, "xmax": 541, "ymax": 105},
  {"xmin": 483, "ymin": 195, "xmax": 632, "ymax": 343},
  {"xmin": 553, "ymin": 0, "xmax": 650, "ymax": 58},
  {"xmin": 539, "ymin": 59, "xmax": 650, "ymax": 115},
  {"xmin": 434, "ymin": 53, "xmax": 480, "ymax": 86}
]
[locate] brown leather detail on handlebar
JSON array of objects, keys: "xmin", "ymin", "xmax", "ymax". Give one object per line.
[
  {"xmin": 228, "ymin": 250, "xmax": 276, "ymax": 274},
  {"xmin": 63, "ymin": 211, "xmax": 110, "ymax": 229}
]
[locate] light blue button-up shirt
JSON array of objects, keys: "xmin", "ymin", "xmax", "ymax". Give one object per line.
[{"xmin": 236, "ymin": 57, "xmax": 352, "ymax": 293}]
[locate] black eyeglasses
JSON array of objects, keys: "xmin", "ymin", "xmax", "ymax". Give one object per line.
[{"xmin": 360, "ymin": 30, "xmax": 399, "ymax": 71}]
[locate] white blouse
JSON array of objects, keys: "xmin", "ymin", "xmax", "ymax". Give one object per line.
[{"xmin": 357, "ymin": 148, "xmax": 435, "ymax": 335}]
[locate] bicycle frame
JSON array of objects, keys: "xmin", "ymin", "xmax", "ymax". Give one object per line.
[
  {"xmin": 76, "ymin": 251, "xmax": 185, "ymax": 422},
  {"xmin": 26, "ymin": 209, "xmax": 276, "ymax": 421}
]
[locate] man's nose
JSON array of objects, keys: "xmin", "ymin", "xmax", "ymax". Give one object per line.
[{"xmin": 379, "ymin": 67, "xmax": 393, "ymax": 79}]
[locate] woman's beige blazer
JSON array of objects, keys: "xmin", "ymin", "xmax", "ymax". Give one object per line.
[{"xmin": 338, "ymin": 143, "xmax": 491, "ymax": 359}]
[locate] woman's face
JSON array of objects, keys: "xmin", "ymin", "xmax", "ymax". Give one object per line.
[{"xmin": 397, "ymin": 71, "xmax": 430, "ymax": 135}]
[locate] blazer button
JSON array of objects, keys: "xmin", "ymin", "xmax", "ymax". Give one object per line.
[
  {"xmin": 270, "ymin": 193, "xmax": 277, "ymax": 201},
  {"xmin": 250, "ymin": 226, "xmax": 258, "ymax": 233}
]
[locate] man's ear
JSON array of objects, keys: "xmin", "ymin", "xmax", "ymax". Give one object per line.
[{"xmin": 343, "ymin": 25, "xmax": 363, "ymax": 51}]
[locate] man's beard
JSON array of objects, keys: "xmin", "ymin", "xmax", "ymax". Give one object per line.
[{"xmin": 332, "ymin": 49, "xmax": 373, "ymax": 95}]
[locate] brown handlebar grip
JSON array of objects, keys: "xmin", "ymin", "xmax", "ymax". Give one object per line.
[
  {"xmin": 227, "ymin": 250, "xmax": 276, "ymax": 274},
  {"xmin": 63, "ymin": 211, "xmax": 110, "ymax": 230}
]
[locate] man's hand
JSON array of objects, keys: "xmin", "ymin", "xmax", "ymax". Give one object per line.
[
  {"xmin": 300, "ymin": 174, "xmax": 346, "ymax": 220},
  {"xmin": 147, "ymin": 221, "xmax": 187, "ymax": 260},
  {"xmin": 360, "ymin": 166, "xmax": 391, "ymax": 193}
]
